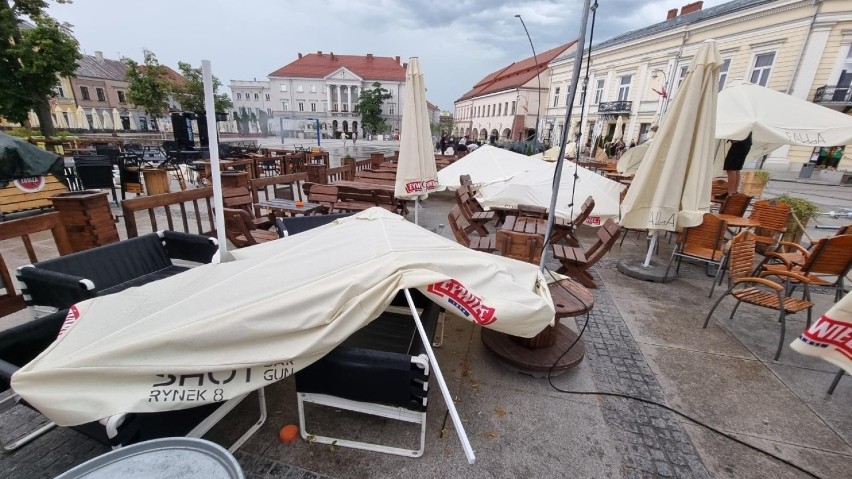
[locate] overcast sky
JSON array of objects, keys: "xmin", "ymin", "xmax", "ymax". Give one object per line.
[{"xmin": 47, "ymin": 0, "xmax": 727, "ymax": 110}]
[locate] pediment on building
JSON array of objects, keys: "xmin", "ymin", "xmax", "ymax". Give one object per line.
[{"xmin": 324, "ymin": 67, "xmax": 363, "ymax": 82}]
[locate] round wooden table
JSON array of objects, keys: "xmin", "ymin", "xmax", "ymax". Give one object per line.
[{"xmin": 481, "ymin": 278, "xmax": 594, "ymax": 376}]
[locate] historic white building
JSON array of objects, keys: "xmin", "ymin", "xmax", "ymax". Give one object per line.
[{"xmin": 230, "ymin": 52, "xmax": 408, "ymax": 138}]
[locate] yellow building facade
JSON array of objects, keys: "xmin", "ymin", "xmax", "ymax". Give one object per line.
[{"xmin": 546, "ymin": 0, "xmax": 852, "ymax": 171}]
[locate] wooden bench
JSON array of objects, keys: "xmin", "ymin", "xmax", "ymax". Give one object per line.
[
  {"xmin": 448, "ymin": 206, "xmax": 496, "ymax": 252},
  {"xmin": 552, "ymin": 218, "xmax": 621, "ymax": 288},
  {"xmin": 354, "ymin": 171, "xmax": 396, "ymax": 186}
]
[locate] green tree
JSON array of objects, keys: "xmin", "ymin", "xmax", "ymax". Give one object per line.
[
  {"xmin": 356, "ymin": 82, "xmax": 392, "ymax": 135},
  {"xmin": 0, "ymin": 0, "xmax": 81, "ymax": 137},
  {"xmin": 173, "ymin": 61, "xmax": 232, "ymax": 113},
  {"xmin": 124, "ymin": 49, "xmax": 173, "ymax": 120}
]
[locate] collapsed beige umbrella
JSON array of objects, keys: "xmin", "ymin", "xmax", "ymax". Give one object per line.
[
  {"xmin": 129, "ymin": 114, "xmax": 139, "ymax": 131},
  {"xmin": 90, "ymin": 108, "xmax": 103, "ymax": 130},
  {"xmin": 791, "ymin": 291, "xmax": 852, "ymax": 375},
  {"xmin": 53, "ymin": 105, "xmax": 67, "ymax": 128},
  {"xmin": 612, "ymin": 115, "xmax": 624, "ymax": 141},
  {"xmin": 112, "ymin": 109, "xmax": 123, "ymax": 130},
  {"xmin": 620, "ymin": 40, "xmax": 722, "ymax": 266},
  {"xmin": 102, "ymin": 110, "xmax": 114, "ymax": 130},
  {"xmin": 28, "ymin": 110, "xmax": 40, "ymax": 128},
  {"xmin": 395, "ymin": 57, "xmax": 438, "ymax": 225},
  {"xmin": 75, "ymin": 106, "xmax": 90, "ymax": 130},
  {"xmin": 617, "ymin": 140, "xmax": 652, "ymax": 175},
  {"xmin": 648, "ymin": 114, "xmax": 659, "ymax": 139},
  {"xmin": 65, "ymin": 107, "xmax": 77, "ymax": 129}
]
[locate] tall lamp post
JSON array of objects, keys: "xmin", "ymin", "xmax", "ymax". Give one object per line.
[
  {"xmin": 651, "ymin": 68, "xmax": 672, "ymax": 123},
  {"xmin": 515, "ymin": 14, "xmax": 541, "ymax": 144}
]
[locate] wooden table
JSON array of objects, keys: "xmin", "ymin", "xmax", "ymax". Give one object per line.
[
  {"xmin": 713, "ymin": 213, "xmax": 760, "ymax": 229},
  {"xmin": 501, "ymin": 215, "xmax": 547, "ymax": 235},
  {"xmin": 256, "ymin": 198, "xmax": 323, "ymax": 216},
  {"xmin": 331, "ymin": 180, "xmax": 396, "ymax": 193},
  {"xmin": 481, "ymin": 279, "xmax": 592, "ymax": 375}
]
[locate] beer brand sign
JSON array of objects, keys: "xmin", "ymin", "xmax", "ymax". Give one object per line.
[
  {"xmin": 426, "ymin": 279, "xmax": 496, "ymax": 326},
  {"xmin": 13, "ymin": 176, "xmax": 46, "ymax": 193},
  {"xmin": 404, "ymin": 178, "xmax": 438, "ymax": 194}
]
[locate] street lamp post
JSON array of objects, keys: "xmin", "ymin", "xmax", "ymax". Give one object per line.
[
  {"xmin": 651, "ymin": 68, "xmax": 672, "ymax": 123},
  {"xmin": 515, "ymin": 15, "xmax": 541, "ymax": 144}
]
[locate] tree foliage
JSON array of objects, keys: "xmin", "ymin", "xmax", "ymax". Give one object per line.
[
  {"xmin": 124, "ymin": 49, "xmax": 172, "ymax": 119},
  {"xmin": 356, "ymin": 82, "xmax": 392, "ymax": 134},
  {"xmin": 0, "ymin": 0, "xmax": 81, "ymax": 136},
  {"xmin": 173, "ymin": 61, "xmax": 232, "ymax": 113}
]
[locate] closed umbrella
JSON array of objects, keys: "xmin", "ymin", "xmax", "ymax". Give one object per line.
[
  {"xmin": 75, "ymin": 106, "xmax": 89, "ymax": 130},
  {"xmin": 616, "ymin": 139, "xmax": 652, "ymax": 175},
  {"xmin": 613, "ymin": 115, "xmax": 624, "ymax": 141},
  {"xmin": 90, "ymin": 108, "xmax": 103, "ymax": 130},
  {"xmin": 53, "ymin": 105, "xmax": 67, "ymax": 128},
  {"xmin": 102, "ymin": 110, "xmax": 114, "ymax": 130},
  {"xmin": 65, "ymin": 107, "xmax": 77, "ymax": 129},
  {"xmin": 28, "ymin": 111, "xmax": 40, "ymax": 128},
  {"xmin": 648, "ymin": 114, "xmax": 659, "ymax": 140},
  {"xmin": 129, "ymin": 114, "xmax": 138, "ymax": 131},
  {"xmin": 620, "ymin": 39, "xmax": 722, "ymax": 267},
  {"xmin": 112, "ymin": 109, "xmax": 123, "ymax": 130}
]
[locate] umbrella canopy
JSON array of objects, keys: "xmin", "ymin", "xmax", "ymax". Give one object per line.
[
  {"xmin": 617, "ymin": 140, "xmax": 652, "ymax": 175},
  {"xmin": 613, "ymin": 116, "xmax": 625, "ymax": 141},
  {"xmin": 52, "ymin": 105, "xmax": 67, "ymax": 128},
  {"xmin": 477, "ymin": 162, "xmax": 625, "ymax": 222},
  {"xmin": 65, "ymin": 107, "xmax": 77, "ymax": 129},
  {"xmin": 532, "ymin": 146, "xmax": 566, "ymax": 162},
  {"xmin": 395, "ymin": 57, "xmax": 438, "ymax": 201},
  {"xmin": 621, "ymin": 40, "xmax": 722, "ymax": 232},
  {"xmin": 0, "ymin": 132, "xmax": 65, "ymax": 182},
  {"xmin": 75, "ymin": 106, "xmax": 90, "ymax": 130},
  {"xmin": 28, "ymin": 111, "xmax": 40, "ymax": 128},
  {"xmin": 436, "ymin": 145, "xmax": 549, "ymax": 191},
  {"xmin": 90, "ymin": 108, "xmax": 103, "ymax": 130},
  {"xmin": 12, "ymin": 208, "xmax": 555, "ymax": 426},
  {"xmin": 717, "ymin": 82, "xmax": 852, "ymax": 160},
  {"xmin": 129, "ymin": 114, "xmax": 139, "ymax": 131},
  {"xmin": 112, "ymin": 109, "xmax": 123, "ymax": 130},
  {"xmin": 791, "ymin": 291, "xmax": 852, "ymax": 375},
  {"xmin": 102, "ymin": 110, "xmax": 114, "ymax": 130}
]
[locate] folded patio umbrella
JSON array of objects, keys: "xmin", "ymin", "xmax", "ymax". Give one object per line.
[
  {"xmin": 12, "ymin": 208, "xmax": 555, "ymax": 426},
  {"xmin": 53, "ymin": 105, "xmax": 67, "ymax": 129},
  {"xmin": 616, "ymin": 140, "xmax": 652, "ymax": 175},
  {"xmin": 791, "ymin": 291, "xmax": 852, "ymax": 375},
  {"xmin": 0, "ymin": 132, "xmax": 66, "ymax": 184},
  {"xmin": 112, "ymin": 109, "xmax": 123, "ymax": 130},
  {"xmin": 90, "ymin": 108, "xmax": 103, "ymax": 130},
  {"xmin": 76, "ymin": 106, "xmax": 90, "ymax": 131},
  {"xmin": 102, "ymin": 110, "xmax": 114, "ymax": 130},
  {"xmin": 436, "ymin": 145, "xmax": 549, "ymax": 191}
]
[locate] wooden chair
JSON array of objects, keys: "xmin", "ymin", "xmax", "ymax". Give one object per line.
[
  {"xmin": 222, "ymin": 186, "xmax": 273, "ymax": 229},
  {"xmin": 455, "ymin": 190, "xmax": 495, "ymax": 236},
  {"xmin": 448, "ymin": 207, "xmax": 496, "ymax": 252},
  {"xmin": 748, "ymin": 200, "xmax": 791, "ymax": 254},
  {"xmin": 553, "ymin": 196, "xmax": 594, "ymax": 246},
  {"xmin": 761, "ymin": 234, "xmax": 852, "ymax": 302},
  {"xmin": 765, "ymin": 224, "xmax": 850, "ymax": 272},
  {"xmin": 711, "ymin": 178, "xmax": 728, "ymax": 204},
  {"xmin": 704, "ymin": 232, "xmax": 814, "ymax": 360},
  {"xmin": 222, "ymin": 208, "xmax": 279, "ymax": 248},
  {"xmin": 718, "ymin": 193, "xmax": 753, "ymax": 217},
  {"xmin": 307, "ymin": 184, "xmax": 339, "ymax": 214},
  {"xmin": 665, "ymin": 213, "xmax": 727, "ymax": 279},
  {"xmin": 459, "ymin": 174, "xmax": 473, "ymax": 190},
  {"xmin": 516, "ymin": 204, "xmax": 548, "ymax": 220},
  {"xmin": 496, "ymin": 229, "xmax": 543, "ymax": 264},
  {"xmin": 552, "ymin": 218, "xmax": 621, "ymax": 288}
]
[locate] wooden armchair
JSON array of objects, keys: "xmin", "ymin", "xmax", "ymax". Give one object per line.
[
  {"xmin": 497, "ymin": 229, "xmax": 543, "ymax": 264},
  {"xmin": 223, "ymin": 186, "xmax": 274, "ymax": 230},
  {"xmin": 748, "ymin": 200, "xmax": 791, "ymax": 254},
  {"xmin": 448, "ymin": 207, "xmax": 496, "ymax": 252},
  {"xmin": 455, "ymin": 190, "xmax": 495, "ymax": 236},
  {"xmin": 664, "ymin": 213, "xmax": 727, "ymax": 279},
  {"xmin": 222, "ymin": 208, "xmax": 280, "ymax": 248},
  {"xmin": 552, "ymin": 218, "xmax": 621, "ymax": 288},
  {"xmin": 765, "ymin": 225, "xmax": 849, "ymax": 272},
  {"xmin": 307, "ymin": 184, "xmax": 339, "ymax": 214},
  {"xmin": 704, "ymin": 232, "xmax": 814, "ymax": 360},
  {"xmin": 718, "ymin": 193, "xmax": 753, "ymax": 217},
  {"xmin": 761, "ymin": 233, "xmax": 852, "ymax": 302},
  {"xmin": 553, "ymin": 196, "xmax": 594, "ymax": 246}
]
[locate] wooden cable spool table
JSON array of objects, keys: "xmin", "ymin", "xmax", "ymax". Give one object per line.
[{"xmin": 481, "ymin": 278, "xmax": 594, "ymax": 376}]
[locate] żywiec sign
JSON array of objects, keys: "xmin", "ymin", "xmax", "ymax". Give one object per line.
[{"xmin": 13, "ymin": 176, "xmax": 46, "ymax": 193}]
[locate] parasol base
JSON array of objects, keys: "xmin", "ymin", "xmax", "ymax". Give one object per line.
[
  {"xmin": 481, "ymin": 324, "xmax": 585, "ymax": 378},
  {"xmin": 616, "ymin": 258, "xmax": 676, "ymax": 283}
]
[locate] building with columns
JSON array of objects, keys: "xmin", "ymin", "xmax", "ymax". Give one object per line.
[
  {"xmin": 546, "ymin": 0, "xmax": 851, "ymax": 171},
  {"xmin": 230, "ymin": 52, "xmax": 407, "ymax": 138},
  {"xmin": 453, "ymin": 41, "xmax": 576, "ymax": 143}
]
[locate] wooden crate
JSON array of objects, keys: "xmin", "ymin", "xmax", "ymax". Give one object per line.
[
  {"xmin": 142, "ymin": 168, "xmax": 171, "ymax": 196},
  {"xmin": 740, "ymin": 171, "xmax": 767, "ymax": 199},
  {"xmin": 0, "ymin": 175, "xmax": 68, "ymax": 216},
  {"xmin": 50, "ymin": 190, "xmax": 119, "ymax": 252}
]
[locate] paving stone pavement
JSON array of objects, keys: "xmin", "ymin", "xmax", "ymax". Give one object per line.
[{"xmin": 234, "ymin": 450, "xmax": 335, "ymax": 479}]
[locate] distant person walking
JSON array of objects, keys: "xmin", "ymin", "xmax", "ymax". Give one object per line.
[
  {"xmin": 352, "ymin": 131, "xmax": 357, "ymax": 146},
  {"xmin": 440, "ymin": 133, "xmax": 447, "ymax": 154},
  {"xmin": 341, "ymin": 132, "xmax": 348, "ymax": 147},
  {"xmin": 723, "ymin": 132, "xmax": 752, "ymax": 196}
]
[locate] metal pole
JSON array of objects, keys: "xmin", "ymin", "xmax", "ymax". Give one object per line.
[
  {"xmin": 540, "ymin": 0, "xmax": 594, "ymax": 270},
  {"xmin": 316, "ymin": 119, "xmax": 321, "ymax": 147},
  {"xmin": 202, "ymin": 60, "xmax": 229, "ymax": 262},
  {"xmin": 516, "ymin": 15, "xmax": 541, "ymax": 144}
]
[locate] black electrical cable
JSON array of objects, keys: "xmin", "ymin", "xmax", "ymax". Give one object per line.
[{"xmin": 542, "ymin": 269, "xmax": 823, "ymax": 479}]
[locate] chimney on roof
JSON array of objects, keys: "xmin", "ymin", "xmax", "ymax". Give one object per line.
[
  {"xmin": 666, "ymin": 8, "xmax": 678, "ymax": 20},
  {"xmin": 330, "ymin": 52, "xmax": 335, "ymax": 60},
  {"xmin": 680, "ymin": 1, "xmax": 703, "ymax": 16},
  {"xmin": 94, "ymin": 51, "xmax": 104, "ymax": 62},
  {"xmin": 395, "ymin": 56, "xmax": 400, "ymax": 64},
  {"xmin": 298, "ymin": 53, "xmax": 302, "ymax": 59},
  {"xmin": 403, "ymin": 62, "xmax": 408, "ymax": 70},
  {"xmin": 317, "ymin": 50, "xmax": 322, "ymax": 56},
  {"xmin": 366, "ymin": 53, "xmax": 373, "ymax": 60}
]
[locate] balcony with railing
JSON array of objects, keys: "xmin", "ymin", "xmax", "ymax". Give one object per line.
[
  {"xmin": 597, "ymin": 100, "xmax": 632, "ymax": 114},
  {"xmin": 813, "ymin": 85, "xmax": 851, "ymax": 105}
]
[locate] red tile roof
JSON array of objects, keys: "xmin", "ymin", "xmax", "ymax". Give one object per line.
[
  {"xmin": 456, "ymin": 41, "xmax": 576, "ymax": 102},
  {"xmin": 427, "ymin": 101, "xmax": 439, "ymax": 111},
  {"xmin": 269, "ymin": 52, "xmax": 405, "ymax": 81},
  {"xmin": 138, "ymin": 65, "xmax": 186, "ymax": 86}
]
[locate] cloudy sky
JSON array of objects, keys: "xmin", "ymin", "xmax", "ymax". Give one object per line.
[{"xmin": 47, "ymin": 0, "xmax": 727, "ymax": 110}]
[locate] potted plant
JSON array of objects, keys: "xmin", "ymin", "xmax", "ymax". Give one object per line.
[
  {"xmin": 775, "ymin": 194, "xmax": 820, "ymax": 243},
  {"xmin": 740, "ymin": 169, "xmax": 770, "ymax": 199}
]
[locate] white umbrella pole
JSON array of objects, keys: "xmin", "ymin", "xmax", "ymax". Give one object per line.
[
  {"xmin": 643, "ymin": 231, "xmax": 659, "ymax": 267},
  {"xmin": 414, "ymin": 199, "xmax": 419, "ymax": 226},
  {"xmin": 404, "ymin": 289, "xmax": 475, "ymax": 464},
  {"xmin": 541, "ymin": 0, "xmax": 592, "ymax": 270},
  {"xmin": 202, "ymin": 60, "xmax": 228, "ymax": 261}
]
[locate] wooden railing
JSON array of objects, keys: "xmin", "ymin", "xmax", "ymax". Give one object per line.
[
  {"xmin": 0, "ymin": 212, "xmax": 73, "ymax": 316},
  {"xmin": 122, "ymin": 187, "xmax": 215, "ymax": 238}
]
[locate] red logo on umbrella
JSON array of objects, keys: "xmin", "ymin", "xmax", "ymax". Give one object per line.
[
  {"xmin": 405, "ymin": 179, "xmax": 438, "ymax": 194},
  {"xmin": 13, "ymin": 176, "xmax": 46, "ymax": 193},
  {"xmin": 426, "ymin": 279, "xmax": 496, "ymax": 325}
]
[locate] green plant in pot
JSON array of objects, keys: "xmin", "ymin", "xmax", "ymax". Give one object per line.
[{"xmin": 775, "ymin": 194, "xmax": 820, "ymax": 243}]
